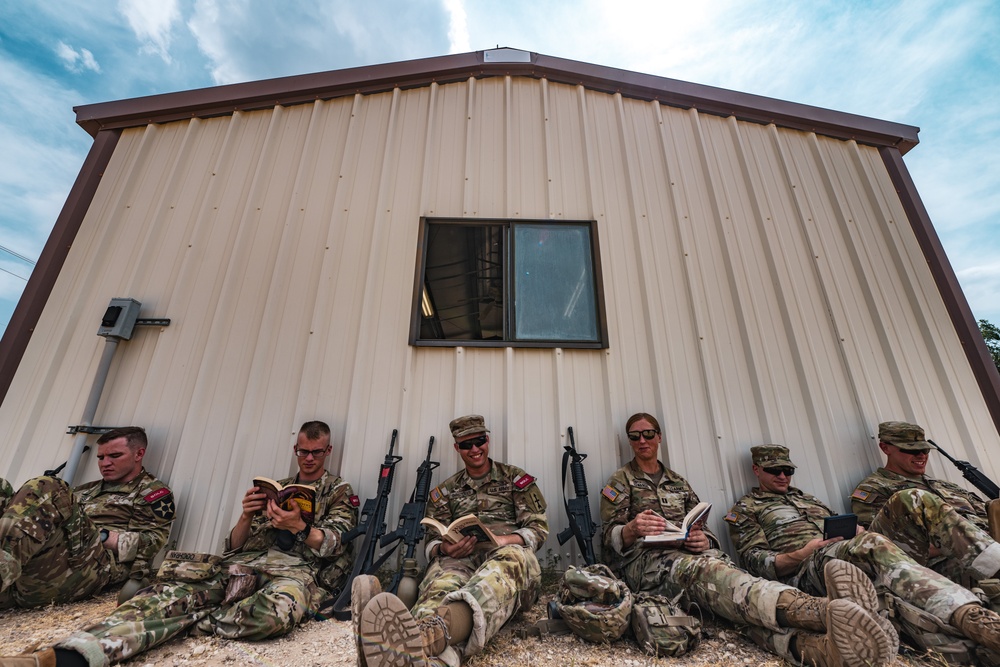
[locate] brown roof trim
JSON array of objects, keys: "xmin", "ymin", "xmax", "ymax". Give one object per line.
[
  {"xmin": 75, "ymin": 50, "xmax": 919, "ymax": 154},
  {"xmin": 0, "ymin": 129, "xmax": 121, "ymax": 404},
  {"xmin": 879, "ymin": 146, "xmax": 1000, "ymax": 438}
]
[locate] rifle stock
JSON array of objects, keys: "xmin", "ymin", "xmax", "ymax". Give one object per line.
[
  {"xmin": 556, "ymin": 426, "xmax": 598, "ymax": 565},
  {"xmin": 928, "ymin": 439, "xmax": 1000, "ymax": 500},
  {"xmin": 326, "ymin": 429, "xmax": 403, "ymax": 620}
]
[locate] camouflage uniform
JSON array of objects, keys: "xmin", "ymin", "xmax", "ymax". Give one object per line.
[
  {"xmin": 726, "ymin": 485, "xmax": 979, "ymax": 626},
  {"xmin": 0, "ymin": 478, "xmax": 12, "ymax": 513},
  {"xmin": 413, "ymin": 459, "xmax": 547, "ymax": 658},
  {"xmin": 851, "ymin": 468, "xmax": 1000, "ymax": 584},
  {"xmin": 55, "ymin": 471, "xmax": 357, "ymax": 667},
  {"xmin": 0, "ymin": 471, "xmax": 174, "ymax": 609},
  {"xmin": 600, "ymin": 459, "xmax": 802, "ymax": 660}
]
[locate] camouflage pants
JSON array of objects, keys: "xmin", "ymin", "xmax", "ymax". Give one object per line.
[
  {"xmin": 55, "ymin": 567, "xmax": 320, "ymax": 667},
  {"xmin": 412, "ymin": 545, "xmax": 541, "ymax": 658},
  {"xmin": 787, "ymin": 531, "xmax": 979, "ymax": 624},
  {"xmin": 870, "ymin": 488, "xmax": 1000, "ymax": 585},
  {"xmin": 0, "ymin": 476, "xmax": 116, "ymax": 609},
  {"xmin": 622, "ymin": 548, "xmax": 796, "ymax": 660}
]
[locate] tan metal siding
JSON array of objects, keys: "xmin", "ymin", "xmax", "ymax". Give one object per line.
[{"xmin": 1, "ymin": 76, "xmax": 996, "ymax": 559}]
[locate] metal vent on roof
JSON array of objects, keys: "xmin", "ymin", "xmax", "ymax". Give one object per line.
[{"xmin": 483, "ymin": 48, "xmax": 532, "ymax": 63}]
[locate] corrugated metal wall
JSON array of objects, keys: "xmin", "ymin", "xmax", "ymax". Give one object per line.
[{"xmin": 1, "ymin": 75, "xmax": 997, "ymax": 559}]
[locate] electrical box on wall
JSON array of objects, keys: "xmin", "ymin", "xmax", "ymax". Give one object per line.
[{"xmin": 97, "ymin": 298, "xmax": 142, "ymax": 340}]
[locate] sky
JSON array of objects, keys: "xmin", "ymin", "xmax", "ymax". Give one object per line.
[{"xmin": 1, "ymin": 0, "xmax": 998, "ymax": 338}]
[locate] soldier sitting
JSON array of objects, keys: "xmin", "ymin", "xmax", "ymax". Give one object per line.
[
  {"xmin": 601, "ymin": 414, "xmax": 892, "ymax": 667},
  {"xmin": 851, "ymin": 421, "xmax": 1000, "ymax": 592},
  {"xmin": 0, "ymin": 427, "xmax": 174, "ymax": 610},
  {"xmin": 0, "ymin": 420, "xmax": 358, "ymax": 667},
  {"xmin": 727, "ymin": 444, "xmax": 1000, "ymax": 658},
  {"xmin": 358, "ymin": 414, "xmax": 547, "ymax": 667}
]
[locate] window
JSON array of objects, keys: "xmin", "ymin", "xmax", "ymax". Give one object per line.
[{"xmin": 410, "ymin": 218, "xmax": 608, "ymax": 348}]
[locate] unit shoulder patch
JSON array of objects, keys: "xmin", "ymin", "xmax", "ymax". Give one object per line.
[
  {"xmin": 514, "ymin": 474, "xmax": 535, "ymax": 490},
  {"xmin": 144, "ymin": 487, "xmax": 171, "ymax": 503},
  {"xmin": 349, "ymin": 495, "xmax": 360, "ymax": 507}
]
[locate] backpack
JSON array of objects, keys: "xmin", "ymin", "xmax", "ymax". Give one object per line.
[
  {"xmin": 554, "ymin": 564, "xmax": 633, "ymax": 643},
  {"xmin": 630, "ymin": 591, "xmax": 702, "ymax": 657}
]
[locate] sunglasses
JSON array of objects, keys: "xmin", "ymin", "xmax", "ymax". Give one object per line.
[
  {"xmin": 627, "ymin": 429, "xmax": 659, "ymax": 442},
  {"xmin": 762, "ymin": 466, "xmax": 794, "ymax": 477},
  {"xmin": 457, "ymin": 434, "xmax": 489, "ymax": 450}
]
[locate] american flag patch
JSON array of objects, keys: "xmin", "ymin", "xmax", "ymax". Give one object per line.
[
  {"xmin": 851, "ymin": 489, "xmax": 871, "ymax": 501},
  {"xmin": 601, "ymin": 485, "xmax": 620, "ymax": 502},
  {"xmin": 514, "ymin": 474, "xmax": 535, "ymax": 489},
  {"xmin": 724, "ymin": 511, "xmax": 740, "ymax": 523},
  {"xmin": 349, "ymin": 495, "xmax": 360, "ymax": 507},
  {"xmin": 429, "ymin": 487, "xmax": 442, "ymax": 503}
]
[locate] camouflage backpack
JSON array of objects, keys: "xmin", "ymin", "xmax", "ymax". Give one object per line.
[
  {"xmin": 555, "ymin": 564, "xmax": 633, "ymax": 643},
  {"xmin": 883, "ymin": 593, "xmax": 990, "ymax": 666},
  {"xmin": 630, "ymin": 592, "xmax": 701, "ymax": 657}
]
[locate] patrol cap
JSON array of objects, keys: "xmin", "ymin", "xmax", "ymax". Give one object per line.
[
  {"xmin": 878, "ymin": 421, "xmax": 931, "ymax": 452},
  {"xmin": 751, "ymin": 445, "xmax": 797, "ymax": 469},
  {"xmin": 450, "ymin": 414, "xmax": 490, "ymax": 439}
]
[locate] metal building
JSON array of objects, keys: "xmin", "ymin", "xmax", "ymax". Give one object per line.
[{"xmin": 1, "ymin": 48, "xmax": 997, "ymax": 557}]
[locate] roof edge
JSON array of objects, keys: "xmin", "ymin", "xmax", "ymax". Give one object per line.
[{"xmin": 75, "ymin": 49, "xmax": 919, "ymax": 153}]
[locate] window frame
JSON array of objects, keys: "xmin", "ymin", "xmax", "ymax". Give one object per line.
[{"xmin": 409, "ymin": 217, "xmax": 609, "ymax": 349}]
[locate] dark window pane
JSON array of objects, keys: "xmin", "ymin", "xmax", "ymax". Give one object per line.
[{"xmin": 513, "ymin": 224, "xmax": 598, "ymax": 341}]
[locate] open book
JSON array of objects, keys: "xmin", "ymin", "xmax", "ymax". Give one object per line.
[
  {"xmin": 253, "ymin": 477, "xmax": 316, "ymax": 524},
  {"xmin": 420, "ymin": 514, "xmax": 500, "ymax": 549},
  {"xmin": 639, "ymin": 502, "xmax": 712, "ymax": 547}
]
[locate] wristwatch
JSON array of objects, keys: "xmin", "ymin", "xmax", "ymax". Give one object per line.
[
  {"xmin": 100, "ymin": 528, "xmax": 110, "ymax": 543},
  {"xmin": 293, "ymin": 527, "xmax": 310, "ymax": 544}
]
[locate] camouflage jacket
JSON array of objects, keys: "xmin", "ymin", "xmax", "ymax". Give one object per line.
[
  {"xmin": 74, "ymin": 468, "xmax": 175, "ymax": 582},
  {"xmin": 0, "ymin": 477, "xmax": 12, "ymax": 514},
  {"xmin": 725, "ymin": 486, "xmax": 831, "ymax": 581},
  {"xmin": 224, "ymin": 470, "xmax": 358, "ymax": 577},
  {"xmin": 599, "ymin": 459, "xmax": 720, "ymax": 568},
  {"xmin": 425, "ymin": 459, "xmax": 549, "ymax": 557},
  {"xmin": 850, "ymin": 467, "xmax": 988, "ymax": 530}
]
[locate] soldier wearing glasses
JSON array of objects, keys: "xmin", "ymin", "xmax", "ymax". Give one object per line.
[
  {"xmin": 726, "ymin": 444, "xmax": 1000, "ymax": 658},
  {"xmin": 849, "ymin": 421, "xmax": 1000, "ymax": 592},
  {"xmin": 359, "ymin": 414, "xmax": 547, "ymax": 667},
  {"xmin": 9, "ymin": 421, "xmax": 358, "ymax": 667},
  {"xmin": 601, "ymin": 415, "xmax": 895, "ymax": 667}
]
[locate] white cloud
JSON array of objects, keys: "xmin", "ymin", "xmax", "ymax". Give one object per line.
[
  {"xmin": 444, "ymin": 0, "xmax": 470, "ymax": 54},
  {"xmin": 118, "ymin": 0, "xmax": 180, "ymax": 62},
  {"xmin": 55, "ymin": 41, "xmax": 101, "ymax": 73}
]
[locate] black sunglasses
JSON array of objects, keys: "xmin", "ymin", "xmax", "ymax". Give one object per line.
[
  {"xmin": 627, "ymin": 429, "xmax": 659, "ymax": 442},
  {"xmin": 457, "ymin": 434, "xmax": 489, "ymax": 450},
  {"xmin": 763, "ymin": 466, "xmax": 794, "ymax": 477}
]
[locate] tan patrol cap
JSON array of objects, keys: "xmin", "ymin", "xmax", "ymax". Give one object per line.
[
  {"xmin": 751, "ymin": 444, "xmax": 797, "ymax": 469},
  {"xmin": 878, "ymin": 421, "xmax": 932, "ymax": 452},
  {"xmin": 450, "ymin": 414, "xmax": 490, "ymax": 439}
]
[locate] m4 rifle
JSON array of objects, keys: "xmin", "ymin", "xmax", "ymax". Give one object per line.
[
  {"xmin": 556, "ymin": 426, "xmax": 597, "ymax": 565},
  {"xmin": 928, "ymin": 439, "xmax": 1000, "ymax": 499}
]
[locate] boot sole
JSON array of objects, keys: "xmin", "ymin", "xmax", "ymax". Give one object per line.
[
  {"xmin": 353, "ymin": 575, "xmax": 382, "ymax": 667},
  {"xmin": 828, "ymin": 599, "xmax": 893, "ymax": 667},
  {"xmin": 824, "ymin": 559, "xmax": 899, "ymax": 652},
  {"xmin": 361, "ymin": 592, "xmax": 426, "ymax": 667}
]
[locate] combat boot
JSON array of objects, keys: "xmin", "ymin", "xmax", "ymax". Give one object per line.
[
  {"xmin": 352, "ymin": 575, "xmax": 382, "ymax": 667},
  {"xmin": 361, "ymin": 592, "xmax": 428, "ymax": 667},
  {"xmin": 953, "ymin": 602, "xmax": 1000, "ymax": 654},
  {"xmin": 794, "ymin": 599, "xmax": 893, "ymax": 667},
  {"xmin": 823, "ymin": 559, "xmax": 899, "ymax": 653},
  {"xmin": 776, "ymin": 589, "xmax": 828, "ymax": 632},
  {"xmin": 0, "ymin": 647, "xmax": 56, "ymax": 667}
]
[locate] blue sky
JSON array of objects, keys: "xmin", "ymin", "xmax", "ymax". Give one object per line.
[{"xmin": 1, "ymin": 0, "xmax": 998, "ymax": 336}]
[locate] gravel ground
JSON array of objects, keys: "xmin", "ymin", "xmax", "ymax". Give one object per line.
[{"xmin": 0, "ymin": 588, "xmax": 942, "ymax": 667}]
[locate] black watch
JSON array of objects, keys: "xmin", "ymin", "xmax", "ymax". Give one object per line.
[
  {"xmin": 294, "ymin": 527, "xmax": 309, "ymax": 544},
  {"xmin": 100, "ymin": 528, "xmax": 110, "ymax": 543}
]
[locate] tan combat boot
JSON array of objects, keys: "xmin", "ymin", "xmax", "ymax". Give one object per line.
[
  {"xmin": 795, "ymin": 599, "xmax": 893, "ymax": 667},
  {"xmin": 353, "ymin": 575, "xmax": 382, "ymax": 667},
  {"xmin": 776, "ymin": 589, "xmax": 828, "ymax": 632},
  {"xmin": 823, "ymin": 559, "xmax": 899, "ymax": 653},
  {"xmin": 0, "ymin": 647, "xmax": 56, "ymax": 667},
  {"xmin": 953, "ymin": 602, "xmax": 1000, "ymax": 654},
  {"xmin": 361, "ymin": 592, "xmax": 429, "ymax": 667}
]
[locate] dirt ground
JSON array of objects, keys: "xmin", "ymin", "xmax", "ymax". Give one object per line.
[{"xmin": 0, "ymin": 588, "xmax": 940, "ymax": 667}]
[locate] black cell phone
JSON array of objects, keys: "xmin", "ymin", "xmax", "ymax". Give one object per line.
[{"xmin": 823, "ymin": 513, "xmax": 857, "ymax": 540}]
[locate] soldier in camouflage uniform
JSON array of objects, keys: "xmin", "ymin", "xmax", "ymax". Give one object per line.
[
  {"xmin": 0, "ymin": 427, "xmax": 174, "ymax": 610},
  {"xmin": 601, "ymin": 414, "xmax": 892, "ymax": 667},
  {"xmin": 360, "ymin": 414, "xmax": 547, "ymax": 667},
  {"xmin": 850, "ymin": 421, "xmax": 1000, "ymax": 587},
  {"xmin": 727, "ymin": 444, "xmax": 1000, "ymax": 656},
  {"xmin": 2, "ymin": 421, "xmax": 358, "ymax": 667}
]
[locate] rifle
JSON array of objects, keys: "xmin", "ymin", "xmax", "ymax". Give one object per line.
[
  {"xmin": 327, "ymin": 429, "xmax": 403, "ymax": 620},
  {"xmin": 928, "ymin": 439, "xmax": 1000, "ymax": 500},
  {"xmin": 44, "ymin": 446, "xmax": 90, "ymax": 477},
  {"xmin": 381, "ymin": 436, "xmax": 439, "ymax": 601},
  {"xmin": 556, "ymin": 426, "xmax": 598, "ymax": 565}
]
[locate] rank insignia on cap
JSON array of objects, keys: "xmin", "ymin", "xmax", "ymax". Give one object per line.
[
  {"xmin": 601, "ymin": 485, "xmax": 620, "ymax": 502},
  {"xmin": 851, "ymin": 489, "xmax": 871, "ymax": 502},
  {"xmin": 724, "ymin": 511, "xmax": 740, "ymax": 523},
  {"xmin": 429, "ymin": 487, "xmax": 442, "ymax": 503},
  {"xmin": 514, "ymin": 474, "xmax": 535, "ymax": 490},
  {"xmin": 349, "ymin": 495, "xmax": 360, "ymax": 507}
]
